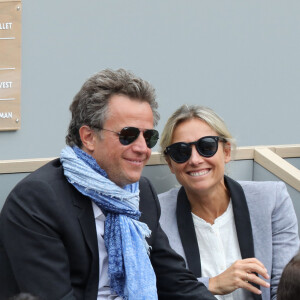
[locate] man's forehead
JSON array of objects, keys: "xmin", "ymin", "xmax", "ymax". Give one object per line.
[{"xmin": 104, "ymin": 99, "xmax": 154, "ymax": 130}]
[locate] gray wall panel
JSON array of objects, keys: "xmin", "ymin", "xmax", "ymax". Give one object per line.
[
  {"xmin": 0, "ymin": 1, "xmax": 300, "ymax": 161},
  {"xmin": 286, "ymin": 158, "xmax": 300, "ymax": 169}
]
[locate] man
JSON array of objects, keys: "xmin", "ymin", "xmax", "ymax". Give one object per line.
[{"xmin": 0, "ymin": 69, "xmax": 216, "ymax": 300}]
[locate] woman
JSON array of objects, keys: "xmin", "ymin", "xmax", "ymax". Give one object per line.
[
  {"xmin": 158, "ymin": 105, "xmax": 299, "ymax": 300},
  {"xmin": 277, "ymin": 252, "xmax": 300, "ymax": 300}
]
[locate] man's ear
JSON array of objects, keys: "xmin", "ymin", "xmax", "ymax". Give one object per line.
[{"xmin": 79, "ymin": 125, "xmax": 96, "ymax": 152}]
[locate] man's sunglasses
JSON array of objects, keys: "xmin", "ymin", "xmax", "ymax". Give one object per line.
[
  {"xmin": 164, "ymin": 136, "xmax": 227, "ymax": 163},
  {"xmin": 101, "ymin": 127, "xmax": 159, "ymax": 149}
]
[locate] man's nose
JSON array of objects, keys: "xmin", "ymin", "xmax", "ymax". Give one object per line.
[{"xmin": 131, "ymin": 133, "xmax": 148, "ymax": 153}]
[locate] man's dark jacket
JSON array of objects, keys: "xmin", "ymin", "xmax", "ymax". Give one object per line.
[{"xmin": 0, "ymin": 159, "xmax": 216, "ymax": 300}]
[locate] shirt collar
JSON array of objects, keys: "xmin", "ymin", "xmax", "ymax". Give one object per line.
[{"xmin": 92, "ymin": 201, "xmax": 106, "ymax": 221}]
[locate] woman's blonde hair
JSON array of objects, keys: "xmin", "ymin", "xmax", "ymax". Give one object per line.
[{"xmin": 160, "ymin": 105, "xmax": 235, "ymax": 159}]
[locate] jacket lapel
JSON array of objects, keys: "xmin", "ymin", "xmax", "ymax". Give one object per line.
[
  {"xmin": 72, "ymin": 192, "xmax": 99, "ymax": 299},
  {"xmin": 224, "ymin": 176, "xmax": 261, "ymax": 300},
  {"xmin": 176, "ymin": 186, "xmax": 202, "ymax": 277},
  {"xmin": 224, "ymin": 176, "xmax": 255, "ymax": 259}
]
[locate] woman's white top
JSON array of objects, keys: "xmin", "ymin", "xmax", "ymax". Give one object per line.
[{"xmin": 192, "ymin": 200, "xmax": 252, "ymax": 300}]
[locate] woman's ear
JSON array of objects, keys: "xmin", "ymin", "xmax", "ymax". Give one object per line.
[
  {"xmin": 79, "ymin": 125, "xmax": 96, "ymax": 152},
  {"xmin": 223, "ymin": 142, "xmax": 231, "ymax": 164}
]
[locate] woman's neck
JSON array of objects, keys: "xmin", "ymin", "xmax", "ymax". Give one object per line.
[{"xmin": 186, "ymin": 183, "xmax": 230, "ymax": 225}]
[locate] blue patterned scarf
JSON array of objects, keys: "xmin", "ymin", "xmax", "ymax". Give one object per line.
[{"xmin": 60, "ymin": 146, "xmax": 157, "ymax": 300}]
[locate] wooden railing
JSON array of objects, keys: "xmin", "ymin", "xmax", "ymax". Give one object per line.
[{"xmin": 1, "ymin": 144, "xmax": 300, "ymax": 191}]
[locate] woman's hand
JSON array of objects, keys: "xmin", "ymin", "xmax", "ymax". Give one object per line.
[{"xmin": 208, "ymin": 258, "xmax": 270, "ymax": 295}]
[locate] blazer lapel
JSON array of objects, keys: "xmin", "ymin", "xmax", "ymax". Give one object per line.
[
  {"xmin": 176, "ymin": 186, "xmax": 202, "ymax": 277},
  {"xmin": 72, "ymin": 192, "xmax": 99, "ymax": 299},
  {"xmin": 225, "ymin": 176, "xmax": 255, "ymax": 259},
  {"xmin": 225, "ymin": 176, "xmax": 261, "ymax": 300}
]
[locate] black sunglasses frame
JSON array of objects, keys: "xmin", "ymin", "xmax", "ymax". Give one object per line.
[
  {"xmin": 164, "ymin": 136, "xmax": 227, "ymax": 163},
  {"xmin": 100, "ymin": 126, "xmax": 159, "ymax": 149}
]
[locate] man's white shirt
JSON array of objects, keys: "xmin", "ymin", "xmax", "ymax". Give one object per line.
[{"xmin": 92, "ymin": 202, "xmax": 122, "ymax": 300}]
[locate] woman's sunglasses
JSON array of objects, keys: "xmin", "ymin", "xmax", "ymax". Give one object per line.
[
  {"xmin": 101, "ymin": 126, "xmax": 159, "ymax": 149},
  {"xmin": 164, "ymin": 136, "xmax": 227, "ymax": 163}
]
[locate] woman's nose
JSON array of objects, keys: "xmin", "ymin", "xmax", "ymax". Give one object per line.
[{"xmin": 188, "ymin": 145, "xmax": 204, "ymax": 165}]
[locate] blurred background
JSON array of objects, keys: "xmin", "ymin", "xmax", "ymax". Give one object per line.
[{"xmin": 1, "ymin": 0, "xmax": 300, "ymax": 160}]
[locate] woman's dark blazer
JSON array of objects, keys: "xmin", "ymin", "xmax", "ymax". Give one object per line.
[
  {"xmin": 0, "ymin": 158, "xmax": 217, "ymax": 300},
  {"xmin": 158, "ymin": 176, "xmax": 300, "ymax": 300}
]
